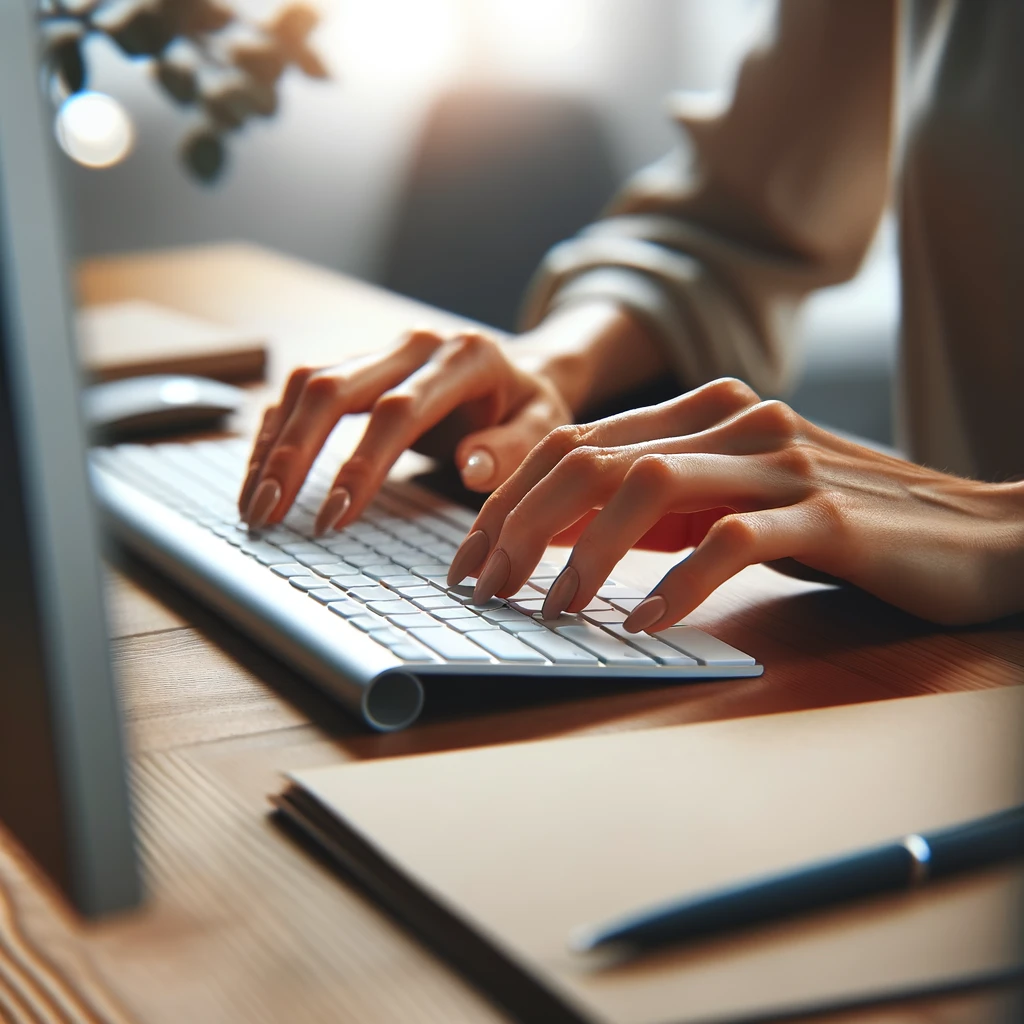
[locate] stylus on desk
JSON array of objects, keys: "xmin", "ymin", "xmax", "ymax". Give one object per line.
[{"xmin": 569, "ymin": 803, "xmax": 1024, "ymax": 955}]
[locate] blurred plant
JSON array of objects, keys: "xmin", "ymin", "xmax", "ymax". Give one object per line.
[{"xmin": 37, "ymin": 0, "xmax": 329, "ymax": 181}]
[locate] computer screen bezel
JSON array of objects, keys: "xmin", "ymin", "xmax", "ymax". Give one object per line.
[{"xmin": 0, "ymin": 0, "xmax": 141, "ymax": 916}]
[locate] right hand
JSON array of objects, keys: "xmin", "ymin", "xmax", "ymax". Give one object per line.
[{"xmin": 237, "ymin": 328, "xmax": 575, "ymax": 534}]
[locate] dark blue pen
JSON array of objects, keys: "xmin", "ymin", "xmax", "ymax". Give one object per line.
[{"xmin": 569, "ymin": 804, "xmax": 1024, "ymax": 955}]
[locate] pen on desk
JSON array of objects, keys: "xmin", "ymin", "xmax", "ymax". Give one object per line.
[{"xmin": 568, "ymin": 803, "xmax": 1024, "ymax": 955}]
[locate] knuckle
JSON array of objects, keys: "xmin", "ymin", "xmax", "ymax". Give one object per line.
[
  {"xmin": 400, "ymin": 327, "xmax": 443, "ymax": 353},
  {"xmin": 626, "ymin": 453, "xmax": 676, "ymax": 493},
  {"xmin": 287, "ymin": 365, "xmax": 317, "ymax": 389},
  {"xmin": 541, "ymin": 423, "xmax": 587, "ymax": 461},
  {"xmin": 371, "ymin": 390, "xmax": 416, "ymax": 423},
  {"xmin": 445, "ymin": 331, "xmax": 501, "ymax": 368},
  {"xmin": 754, "ymin": 399, "xmax": 803, "ymax": 438},
  {"xmin": 303, "ymin": 371, "xmax": 346, "ymax": 403},
  {"xmin": 776, "ymin": 440, "xmax": 817, "ymax": 481},
  {"xmin": 708, "ymin": 513, "xmax": 758, "ymax": 552},
  {"xmin": 559, "ymin": 445, "xmax": 607, "ymax": 484},
  {"xmin": 710, "ymin": 376, "xmax": 759, "ymax": 408}
]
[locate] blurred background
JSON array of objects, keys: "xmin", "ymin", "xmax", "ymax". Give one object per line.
[{"xmin": 64, "ymin": 0, "xmax": 899, "ymax": 444}]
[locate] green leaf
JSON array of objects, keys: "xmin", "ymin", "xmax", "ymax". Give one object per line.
[
  {"xmin": 155, "ymin": 60, "xmax": 198, "ymax": 104},
  {"xmin": 172, "ymin": 0, "xmax": 233, "ymax": 35},
  {"xmin": 110, "ymin": 8, "xmax": 176, "ymax": 57},
  {"xmin": 292, "ymin": 43, "xmax": 328, "ymax": 79},
  {"xmin": 53, "ymin": 36, "xmax": 86, "ymax": 93},
  {"xmin": 268, "ymin": 4, "xmax": 318, "ymax": 49},
  {"xmin": 182, "ymin": 129, "xmax": 225, "ymax": 182},
  {"xmin": 232, "ymin": 41, "xmax": 285, "ymax": 84},
  {"xmin": 203, "ymin": 85, "xmax": 253, "ymax": 130}
]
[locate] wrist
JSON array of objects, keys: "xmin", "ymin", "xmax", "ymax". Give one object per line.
[{"xmin": 513, "ymin": 300, "xmax": 668, "ymax": 416}]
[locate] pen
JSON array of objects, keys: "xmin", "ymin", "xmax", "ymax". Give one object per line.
[{"xmin": 569, "ymin": 803, "xmax": 1024, "ymax": 955}]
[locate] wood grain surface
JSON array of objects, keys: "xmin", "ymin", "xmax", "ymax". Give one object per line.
[{"xmin": 1, "ymin": 244, "xmax": 1022, "ymax": 1024}]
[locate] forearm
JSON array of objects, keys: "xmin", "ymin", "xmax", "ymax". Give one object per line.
[{"xmin": 512, "ymin": 300, "xmax": 671, "ymax": 418}]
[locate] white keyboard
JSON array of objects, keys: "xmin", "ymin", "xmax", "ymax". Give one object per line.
[{"xmin": 89, "ymin": 438, "xmax": 762, "ymax": 731}]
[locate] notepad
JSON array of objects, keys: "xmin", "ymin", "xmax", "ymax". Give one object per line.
[
  {"xmin": 274, "ymin": 687, "xmax": 1024, "ymax": 1024},
  {"xmin": 77, "ymin": 299, "xmax": 266, "ymax": 383}
]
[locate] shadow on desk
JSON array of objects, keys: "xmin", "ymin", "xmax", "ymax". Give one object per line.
[{"xmin": 106, "ymin": 545, "xmax": 1024, "ymax": 766}]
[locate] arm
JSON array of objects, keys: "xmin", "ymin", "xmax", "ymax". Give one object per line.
[{"xmin": 522, "ymin": 0, "xmax": 898, "ymax": 396}]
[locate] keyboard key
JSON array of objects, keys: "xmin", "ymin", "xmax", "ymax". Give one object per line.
[
  {"xmin": 361, "ymin": 563, "xmax": 409, "ymax": 581},
  {"xmin": 601, "ymin": 624, "xmax": 697, "ymax": 665},
  {"xmin": 411, "ymin": 594, "xmax": 459, "ymax": 611},
  {"xmin": 322, "ymin": 561, "xmax": 364, "ymax": 576},
  {"xmin": 366, "ymin": 600, "xmax": 414, "ymax": 617},
  {"xmin": 279, "ymin": 541, "xmax": 326, "ymax": 556},
  {"xmin": 554, "ymin": 624, "xmax": 657, "ymax": 667},
  {"xmin": 387, "ymin": 612, "xmax": 436, "ymax": 630},
  {"xmin": 519, "ymin": 631, "xmax": 600, "ymax": 664},
  {"xmin": 309, "ymin": 563, "xmax": 350, "ymax": 578},
  {"xmin": 431, "ymin": 605, "xmax": 478, "ymax": 620},
  {"xmin": 497, "ymin": 617, "xmax": 546, "ymax": 635},
  {"xmin": 269, "ymin": 563, "xmax": 311, "ymax": 578},
  {"xmin": 581, "ymin": 608, "xmax": 627, "ymax": 625},
  {"xmin": 391, "ymin": 583, "xmax": 441, "ymax": 599},
  {"xmin": 445, "ymin": 616, "xmax": 499, "ymax": 633},
  {"xmin": 350, "ymin": 614, "xmax": 387, "ymax": 632},
  {"xmin": 507, "ymin": 584, "xmax": 545, "ymax": 601},
  {"xmin": 465, "ymin": 630, "xmax": 548, "ymax": 663},
  {"xmin": 410, "ymin": 564, "xmax": 453, "ymax": 579},
  {"xmin": 328, "ymin": 573, "xmax": 377, "ymax": 590},
  {"xmin": 242, "ymin": 541, "xmax": 288, "ymax": 565},
  {"xmin": 656, "ymin": 626, "xmax": 756, "ymax": 665},
  {"xmin": 368, "ymin": 627, "xmax": 409, "ymax": 649},
  {"xmin": 408, "ymin": 628, "xmax": 492, "ymax": 662},
  {"xmin": 390, "ymin": 642, "xmax": 441, "ymax": 663},
  {"xmin": 326, "ymin": 598, "xmax": 365, "ymax": 619},
  {"xmin": 308, "ymin": 587, "xmax": 347, "ymax": 605},
  {"xmin": 288, "ymin": 575, "xmax": 329, "ymax": 591},
  {"xmin": 509, "ymin": 597, "xmax": 546, "ymax": 614},
  {"xmin": 604, "ymin": 597, "xmax": 646, "ymax": 613},
  {"xmin": 322, "ymin": 538, "xmax": 372, "ymax": 557},
  {"xmin": 347, "ymin": 586, "xmax": 393, "ymax": 604},
  {"xmin": 378, "ymin": 575, "xmax": 424, "ymax": 590},
  {"xmin": 384, "ymin": 547, "xmax": 427, "ymax": 569},
  {"xmin": 294, "ymin": 550, "xmax": 341, "ymax": 568},
  {"xmin": 341, "ymin": 552, "xmax": 381, "ymax": 568}
]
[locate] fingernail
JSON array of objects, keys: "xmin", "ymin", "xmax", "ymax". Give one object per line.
[
  {"xmin": 623, "ymin": 595, "xmax": 667, "ymax": 633},
  {"xmin": 542, "ymin": 565, "xmax": 579, "ymax": 620},
  {"xmin": 447, "ymin": 529, "xmax": 489, "ymax": 586},
  {"xmin": 246, "ymin": 478, "xmax": 281, "ymax": 529},
  {"xmin": 461, "ymin": 449, "xmax": 496, "ymax": 489},
  {"xmin": 474, "ymin": 547, "xmax": 510, "ymax": 603},
  {"xmin": 315, "ymin": 487, "xmax": 351, "ymax": 535}
]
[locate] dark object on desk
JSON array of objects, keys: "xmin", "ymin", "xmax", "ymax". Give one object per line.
[
  {"xmin": 84, "ymin": 373, "xmax": 244, "ymax": 440},
  {"xmin": 570, "ymin": 804, "xmax": 1024, "ymax": 956},
  {"xmin": 0, "ymin": 4, "xmax": 140, "ymax": 918}
]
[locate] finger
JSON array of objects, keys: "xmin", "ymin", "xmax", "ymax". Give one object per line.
[
  {"xmin": 318, "ymin": 333, "xmax": 528, "ymax": 534},
  {"xmin": 461, "ymin": 378, "xmax": 761, "ymax": 568},
  {"xmin": 543, "ymin": 451, "xmax": 802, "ymax": 616},
  {"xmin": 469, "ymin": 444, "xmax": 640, "ymax": 602},
  {"xmin": 238, "ymin": 366, "xmax": 316, "ymax": 513},
  {"xmin": 244, "ymin": 330, "xmax": 443, "ymax": 527},
  {"xmin": 623, "ymin": 503, "xmax": 820, "ymax": 632},
  {"xmin": 454, "ymin": 391, "xmax": 568, "ymax": 492}
]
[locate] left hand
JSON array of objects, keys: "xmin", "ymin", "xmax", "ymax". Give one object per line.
[{"xmin": 448, "ymin": 378, "xmax": 1024, "ymax": 629}]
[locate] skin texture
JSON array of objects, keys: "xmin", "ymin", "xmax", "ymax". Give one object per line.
[
  {"xmin": 241, "ymin": 304, "xmax": 1024, "ymax": 629},
  {"xmin": 454, "ymin": 378, "xmax": 1024, "ymax": 629}
]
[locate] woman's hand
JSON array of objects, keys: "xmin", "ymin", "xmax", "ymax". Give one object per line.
[
  {"xmin": 450, "ymin": 378, "xmax": 1024, "ymax": 628},
  {"xmin": 238, "ymin": 301, "xmax": 667, "ymax": 533}
]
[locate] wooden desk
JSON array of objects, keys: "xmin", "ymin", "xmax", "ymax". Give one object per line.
[{"xmin": 1, "ymin": 244, "xmax": 1022, "ymax": 1024}]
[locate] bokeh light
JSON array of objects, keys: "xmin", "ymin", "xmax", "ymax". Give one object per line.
[{"xmin": 55, "ymin": 91, "xmax": 134, "ymax": 168}]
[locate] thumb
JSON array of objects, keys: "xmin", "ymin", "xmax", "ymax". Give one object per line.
[{"xmin": 455, "ymin": 398, "xmax": 567, "ymax": 492}]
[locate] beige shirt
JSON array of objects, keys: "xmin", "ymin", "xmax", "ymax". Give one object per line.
[{"xmin": 521, "ymin": 0, "xmax": 1023, "ymax": 483}]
